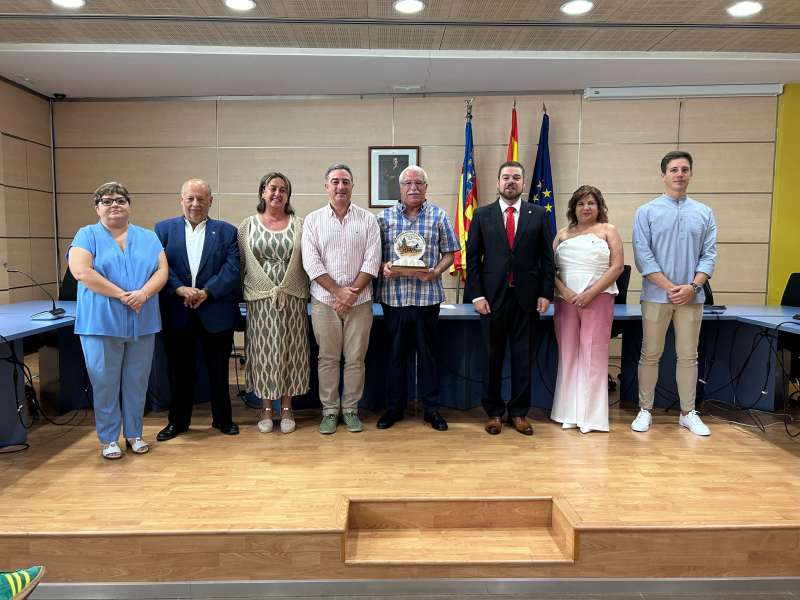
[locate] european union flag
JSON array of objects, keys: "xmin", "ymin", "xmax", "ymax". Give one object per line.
[{"xmin": 528, "ymin": 113, "xmax": 557, "ymax": 239}]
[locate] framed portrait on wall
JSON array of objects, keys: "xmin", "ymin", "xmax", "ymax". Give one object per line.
[{"xmin": 369, "ymin": 146, "xmax": 420, "ymax": 207}]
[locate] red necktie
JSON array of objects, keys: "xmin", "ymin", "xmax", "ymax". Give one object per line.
[
  {"xmin": 505, "ymin": 206, "xmax": 515, "ymax": 247},
  {"xmin": 506, "ymin": 206, "xmax": 515, "ymax": 284}
]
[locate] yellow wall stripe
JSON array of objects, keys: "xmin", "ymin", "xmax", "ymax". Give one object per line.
[{"xmin": 769, "ymin": 83, "xmax": 800, "ymax": 304}]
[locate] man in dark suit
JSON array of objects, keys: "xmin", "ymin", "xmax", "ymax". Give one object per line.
[
  {"xmin": 155, "ymin": 179, "xmax": 242, "ymax": 441},
  {"xmin": 466, "ymin": 161, "xmax": 555, "ymax": 436}
]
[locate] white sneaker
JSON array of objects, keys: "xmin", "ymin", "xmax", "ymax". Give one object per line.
[
  {"xmin": 561, "ymin": 422, "xmax": 577, "ymax": 429},
  {"xmin": 631, "ymin": 408, "xmax": 652, "ymax": 432},
  {"xmin": 679, "ymin": 410, "xmax": 711, "ymax": 436}
]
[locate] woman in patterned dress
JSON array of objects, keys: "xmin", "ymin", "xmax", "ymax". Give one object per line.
[{"xmin": 238, "ymin": 172, "xmax": 310, "ymax": 433}]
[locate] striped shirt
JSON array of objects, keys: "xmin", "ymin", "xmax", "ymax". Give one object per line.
[
  {"xmin": 302, "ymin": 202, "xmax": 382, "ymax": 307},
  {"xmin": 376, "ymin": 202, "xmax": 460, "ymax": 307}
]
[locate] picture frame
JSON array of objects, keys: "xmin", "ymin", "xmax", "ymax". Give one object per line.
[{"xmin": 368, "ymin": 146, "xmax": 420, "ymax": 208}]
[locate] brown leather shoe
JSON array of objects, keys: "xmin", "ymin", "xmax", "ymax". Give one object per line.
[
  {"xmin": 485, "ymin": 416, "xmax": 502, "ymax": 435},
  {"xmin": 509, "ymin": 416, "xmax": 534, "ymax": 436}
]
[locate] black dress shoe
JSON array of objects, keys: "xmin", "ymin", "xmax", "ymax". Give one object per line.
[
  {"xmin": 156, "ymin": 424, "xmax": 186, "ymax": 442},
  {"xmin": 376, "ymin": 411, "xmax": 404, "ymax": 429},
  {"xmin": 424, "ymin": 411, "xmax": 448, "ymax": 431},
  {"xmin": 212, "ymin": 422, "xmax": 240, "ymax": 435}
]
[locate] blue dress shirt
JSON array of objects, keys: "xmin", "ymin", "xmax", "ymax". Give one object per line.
[
  {"xmin": 632, "ymin": 194, "xmax": 716, "ymax": 305},
  {"xmin": 70, "ymin": 222, "xmax": 163, "ymax": 338}
]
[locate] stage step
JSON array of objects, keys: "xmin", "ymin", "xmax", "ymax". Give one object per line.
[{"xmin": 343, "ymin": 497, "xmax": 576, "ymax": 566}]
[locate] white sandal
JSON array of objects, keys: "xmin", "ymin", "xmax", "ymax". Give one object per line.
[
  {"xmin": 257, "ymin": 407, "xmax": 274, "ymax": 433},
  {"xmin": 101, "ymin": 441, "xmax": 123, "ymax": 460},
  {"xmin": 280, "ymin": 407, "xmax": 296, "ymax": 434},
  {"xmin": 126, "ymin": 437, "xmax": 150, "ymax": 454}
]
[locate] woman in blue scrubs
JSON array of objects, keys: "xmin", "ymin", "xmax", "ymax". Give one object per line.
[{"xmin": 68, "ymin": 182, "xmax": 168, "ymax": 460}]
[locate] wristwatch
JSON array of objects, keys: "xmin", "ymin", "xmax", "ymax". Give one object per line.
[{"xmin": 690, "ymin": 282, "xmax": 702, "ymax": 294}]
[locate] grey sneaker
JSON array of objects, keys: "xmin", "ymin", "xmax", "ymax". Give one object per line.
[
  {"xmin": 319, "ymin": 413, "xmax": 338, "ymax": 434},
  {"xmin": 342, "ymin": 412, "xmax": 363, "ymax": 433}
]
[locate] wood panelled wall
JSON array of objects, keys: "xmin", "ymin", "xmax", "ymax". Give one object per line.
[
  {"xmin": 0, "ymin": 80, "xmax": 55, "ymax": 304},
  {"xmin": 53, "ymin": 94, "xmax": 776, "ymax": 304}
]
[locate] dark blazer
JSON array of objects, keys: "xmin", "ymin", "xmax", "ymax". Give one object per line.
[
  {"xmin": 465, "ymin": 199, "xmax": 555, "ymax": 313},
  {"xmin": 155, "ymin": 216, "xmax": 242, "ymax": 333}
]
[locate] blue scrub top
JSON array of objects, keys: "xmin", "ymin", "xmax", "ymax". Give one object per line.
[{"xmin": 69, "ymin": 222, "xmax": 163, "ymax": 338}]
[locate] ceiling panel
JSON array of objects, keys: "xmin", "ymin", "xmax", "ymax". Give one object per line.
[
  {"xmin": 2, "ymin": 0, "xmax": 798, "ymax": 24},
  {"xmin": 580, "ymin": 27, "xmax": 675, "ymax": 51},
  {"xmin": 196, "ymin": 0, "xmax": 288, "ymax": 17},
  {"xmin": 650, "ymin": 28, "xmax": 734, "ymax": 52},
  {"xmin": 368, "ymin": 24, "xmax": 443, "ymax": 49},
  {"xmin": 213, "ymin": 21, "xmax": 296, "ymax": 46},
  {"xmin": 719, "ymin": 29, "xmax": 800, "ymax": 53},
  {"xmin": 368, "ymin": 0, "xmax": 451, "ymax": 19},
  {"xmin": 439, "ymin": 26, "xmax": 522, "ymax": 51},
  {"xmin": 290, "ymin": 23, "xmax": 370, "ymax": 48},
  {"xmin": 280, "ymin": 0, "xmax": 368, "ymax": 18},
  {"xmin": 513, "ymin": 26, "xmax": 596, "ymax": 51}
]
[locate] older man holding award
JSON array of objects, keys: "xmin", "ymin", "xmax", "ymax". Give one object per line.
[{"xmin": 376, "ymin": 165, "xmax": 460, "ymax": 431}]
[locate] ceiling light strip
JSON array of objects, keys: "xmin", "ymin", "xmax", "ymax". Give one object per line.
[{"xmin": 584, "ymin": 84, "xmax": 783, "ymax": 100}]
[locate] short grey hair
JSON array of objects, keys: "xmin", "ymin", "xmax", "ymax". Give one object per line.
[
  {"xmin": 399, "ymin": 165, "xmax": 428, "ymax": 185},
  {"xmin": 324, "ymin": 163, "xmax": 353, "ymax": 182}
]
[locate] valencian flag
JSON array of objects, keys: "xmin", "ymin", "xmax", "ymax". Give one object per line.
[
  {"xmin": 529, "ymin": 111, "xmax": 557, "ymax": 239},
  {"xmin": 451, "ymin": 104, "xmax": 479, "ymax": 280},
  {"xmin": 506, "ymin": 104, "xmax": 518, "ymax": 161}
]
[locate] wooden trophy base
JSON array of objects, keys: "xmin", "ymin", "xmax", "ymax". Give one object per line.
[{"xmin": 392, "ymin": 265, "xmax": 428, "ymax": 275}]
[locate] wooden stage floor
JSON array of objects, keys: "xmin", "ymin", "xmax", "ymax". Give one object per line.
[{"xmin": 2, "ymin": 398, "xmax": 800, "ymax": 582}]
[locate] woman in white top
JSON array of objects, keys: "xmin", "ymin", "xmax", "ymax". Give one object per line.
[{"xmin": 551, "ymin": 185, "xmax": 624, "ymax": 433}]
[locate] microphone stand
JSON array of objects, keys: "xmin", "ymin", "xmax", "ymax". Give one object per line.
[{"xmin": 3, "ymin": 264, "xmax": 67, "ymax": 320}]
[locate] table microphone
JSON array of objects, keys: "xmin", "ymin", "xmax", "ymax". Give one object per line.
[{"xmin": 3, "ymin": 262, "xmax": 67, "ymax": 320}]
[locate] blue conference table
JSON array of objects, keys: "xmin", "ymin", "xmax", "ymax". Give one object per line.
[
  {"xmin": 1, "ymin": 301, "xmax": 799, "ymax": 446},
  {"xmin": 0, "ymin": 301, "xmax": 79, "ymax": 447},
  {"xmin": 617, "ymin": 305, "xmax": 800, "ymax": 411}
]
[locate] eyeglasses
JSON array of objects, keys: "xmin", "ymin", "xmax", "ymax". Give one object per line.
[
  {"xmin": 400, "ymin": 180, "xmax": 427, "ymax": 188},
  {"xmin": 95, "ymin": 197, "xmax": 130, "ymax": 206}
]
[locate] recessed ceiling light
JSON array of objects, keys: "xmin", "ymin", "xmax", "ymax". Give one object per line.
[
  {"xmin": 560, "ymin": 0, "xmax": 594, "ymax": 15},
  {"xmin": 727, "ymin": 1, "xmax": 762, "ymax": 17},
  {"xmin": 393, "ymin": 0, "xmax": 425, "ymax": 15},
  {"xmin": 224, "ymin": 0, "xmax": 256, "ymax": 10},
  {"xmin": 51, "ymin": 0, "xmax": 85, "ymax": 8}
]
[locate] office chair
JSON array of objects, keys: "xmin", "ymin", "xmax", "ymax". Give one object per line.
[
  {"xmin": 59, "ymin": 266, "xmax": 78, "ymax": 301},
  {"xmin": 608, "ymin": 265, "xmax": 631, "ymax": 392},
  {"xmin": 780, "ymin": 273, "xmax": 800, "ymax": 382}
]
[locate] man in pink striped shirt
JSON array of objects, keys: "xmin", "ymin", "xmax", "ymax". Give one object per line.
[{"xmin": 302, "ymin": 164, "xmax": 382, "ymax": 435}]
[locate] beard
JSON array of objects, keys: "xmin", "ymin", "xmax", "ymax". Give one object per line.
[{"xmin": 499, "ymin": 186, "xmax": 522, "ymax": 202}]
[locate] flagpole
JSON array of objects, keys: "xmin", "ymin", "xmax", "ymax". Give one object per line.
[{"xmin": 455, "ymin": 98, "xmax": 473, "ymax": 303}]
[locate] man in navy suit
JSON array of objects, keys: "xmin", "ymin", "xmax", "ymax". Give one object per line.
[
  {"xmin": 155, "ymin": 179, "xmax": 242, "ymax": 441},
  {"xmin": 466, "ymin": 161, "xmax": 555, "ymax": 436}
]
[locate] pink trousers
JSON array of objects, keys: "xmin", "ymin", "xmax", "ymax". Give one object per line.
[{"xmin": 551, "ymin": 293, "xmax": 615, "ymax": 432}]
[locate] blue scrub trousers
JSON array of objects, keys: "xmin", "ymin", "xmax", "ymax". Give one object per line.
[{"xmin": 79, "ymin": 334, "xmax": 155, "ymax": 444}]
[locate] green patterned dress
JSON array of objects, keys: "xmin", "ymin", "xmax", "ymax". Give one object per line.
[{"xmin": 245, "ymin": 217, "xmax": 310, "ymax": 400}]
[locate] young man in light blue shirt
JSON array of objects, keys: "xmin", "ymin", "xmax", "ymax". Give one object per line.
[{"xmin": 631, "ymin": 151, "xmax": 717, "ymax": 436}]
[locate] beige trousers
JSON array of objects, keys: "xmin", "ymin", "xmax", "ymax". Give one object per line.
[
  {"xmin": 310, "ymin": 298, "xmax": 373, "ymax": 415},
  {"xmin": 638, "ymin": 301, "xmax": 703, "ymax": 413}
]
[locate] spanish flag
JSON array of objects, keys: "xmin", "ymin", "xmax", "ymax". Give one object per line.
[
  {"xmin": 506, "ymin": 105, "xmax": 518, "ymax": 161},
  {"xmin": 451, "ymin": 109, "xmax": 479, "ymax": 280}
]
